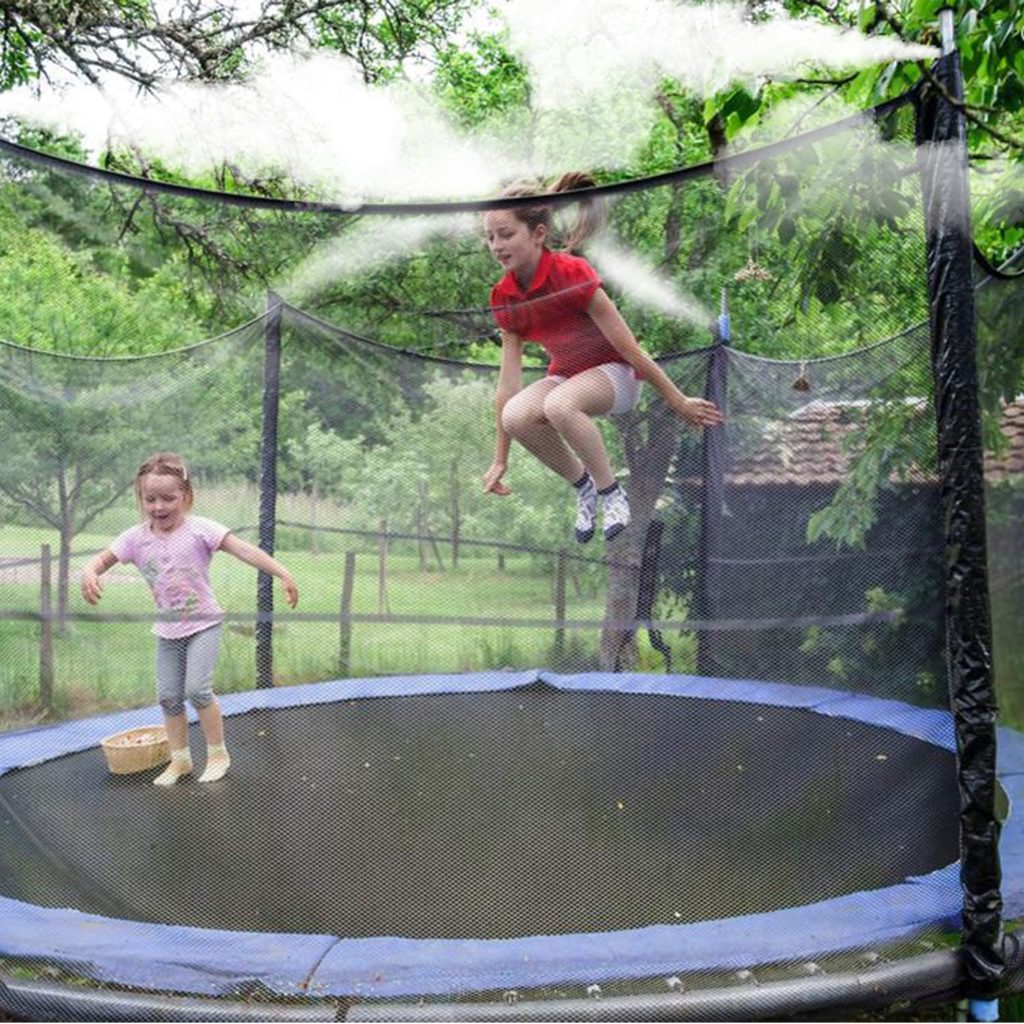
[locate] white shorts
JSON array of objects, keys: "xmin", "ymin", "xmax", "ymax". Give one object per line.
[{"xmin": 550, "ymin": 362, "xmax": 642, "ymax": 415}]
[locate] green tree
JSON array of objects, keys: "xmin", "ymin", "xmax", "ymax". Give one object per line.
[
  {"xmin": 0, "ymin": 217, "xmax": 252, "ymax": 622},
  {"xmin": 285, "ymin": 423, "xmax": 366, "ymax": 553},
  {"xmin": 0, "ymin": 212, "xmax": 206, "ymax": 353},
  {"xmin": 0, "ymin": 0, "xmax": 476, "ymax": 91},
  {"xmin": 706, "ymin": 0, "xmax": 1024, "ymax": 256}
]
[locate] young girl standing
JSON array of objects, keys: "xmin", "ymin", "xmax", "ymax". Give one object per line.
[
  {"xmin": 482, "ymin": 172, "xmax": 723, "ymax": 542},
  {"xmin": 81, "ymin": 452, "xmax": 298, "ymax": 785}
]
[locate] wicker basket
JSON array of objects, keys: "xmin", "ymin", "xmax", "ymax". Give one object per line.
[{"xmin": 101, "ymin": 725, "xmax": 171, "ymax": 775}]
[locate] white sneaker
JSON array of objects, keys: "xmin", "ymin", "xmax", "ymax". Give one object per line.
[
  {"xmin": 601, "ymin": 485, "xmax": 631, "ymax": 540},
  {"xmin": 575, "ymin": 476, "xmax": 597, "ymax": 544}
]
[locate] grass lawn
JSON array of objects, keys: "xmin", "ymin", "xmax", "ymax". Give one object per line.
[
  {"xmin": 0, "ymin": 523, "xmax": 695, "ymax": 724},
  {"xmin": 1, "ymin": 512, "xmax": 1018, "ymax": 733}
]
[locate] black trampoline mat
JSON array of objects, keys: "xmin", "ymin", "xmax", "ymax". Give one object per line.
[{"xmin": 0, "ymin": 685, "xmax": 958, "ymax": 939}]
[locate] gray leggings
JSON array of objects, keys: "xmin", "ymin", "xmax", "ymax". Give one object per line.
[{"xmin": 156, "ymin": 624, "xmax": 222, "ymax": 717}]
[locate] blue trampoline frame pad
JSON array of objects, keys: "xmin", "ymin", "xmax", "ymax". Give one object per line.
[{"xmin": 1, "ymin": 670, "xmax": 1022, "ymax": 999}]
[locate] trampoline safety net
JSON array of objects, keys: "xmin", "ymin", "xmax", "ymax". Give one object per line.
[{"xmin": 0, "ymin": 87, "xmax": 1021, "ymax": 1012}]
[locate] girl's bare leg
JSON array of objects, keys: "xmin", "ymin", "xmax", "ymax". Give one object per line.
[
  {"xmin": 196, "ymin": 699, "xmax": 225, "ymax": 746},
  {"xmin": 502, "ymin": 377, "xmax": 586, "ymax": 482},
  {"xmin": 163, "ymin": 710, "xmax": 189, "ymax": 749},
  {"xmin": 540, "ymin": 369, "xmax": 617, "ymax": 490}
]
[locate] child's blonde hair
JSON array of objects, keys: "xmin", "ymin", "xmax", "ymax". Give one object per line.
[
  {"xmin": 135, "ymin": 452, "xmax": 194, "ymax": 511},
  {"xmin": 498, "ymin": 171, "xmax": 606, "ymax": 254}
]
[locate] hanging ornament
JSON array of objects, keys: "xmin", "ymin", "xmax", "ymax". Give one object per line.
[
  {"xmin": 792, "ymin": 361, "xmax": 811, "ymax": 392},
  {"xmin": 734, "ymin": 257, "xmax": 774, "ymax": 283}
]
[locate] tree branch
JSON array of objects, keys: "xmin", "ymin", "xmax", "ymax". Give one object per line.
[
  {"xmin": 0, "ymin": 480, "xmax": 60, "ymax": 528},
  {"xmin": 75, "ymin": 480, "xmax": 135, "ymax": 533},
  {"xmin": 917, "ymin": 60, "xmax": 1024, "ymax": 153},
  {"xmin": 1, "ymin": 1, "xmax": 474, "ymax": 91}
]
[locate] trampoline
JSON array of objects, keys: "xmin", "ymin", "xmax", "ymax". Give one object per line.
[
  {"xmin": 2, "ymin": 669, "xmax": 1023, "ymax": 1008},
  {"xmin": 0, "ymin": 20, "xmax": 1022, "ymax": 1022}
]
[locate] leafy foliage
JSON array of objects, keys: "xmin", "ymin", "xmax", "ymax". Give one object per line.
[{"xmin": 0, "ymin": 0, "xmax": 475, "ymax": 90}]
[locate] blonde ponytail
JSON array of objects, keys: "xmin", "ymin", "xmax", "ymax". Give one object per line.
[
  {"xmin": 497, "ymin": 171, "xmax": 606, "ymax": 254},
  {"xmin": 548, "ymin": 171, "xmax": 606, "ymax": 254}
]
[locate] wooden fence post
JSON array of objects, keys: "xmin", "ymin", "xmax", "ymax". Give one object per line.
[
  {"xmin": 418, "ymin": 481, "xmax": 428, "ymax": 572},
  {"xmin": 39, "ymin": 544, "xmax": 54, "ymax": 711},
  {"xmin": 339, "ymin": 552, "xmax": 356, "ymax": 676},
  {"xmin": 378, "ymin": 519, "xmax": 389, "ymax": 615}
]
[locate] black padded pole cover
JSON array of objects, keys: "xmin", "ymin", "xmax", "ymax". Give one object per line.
[
  {"xmin": 257, "ymin": 291, "xmax": 283, "ymax": 689},
  {"xmin": 695, "ymin": 337, "xmax": 728, "ymax": 677},
  {"xmin": 915, "ymin": 50, "xmax": 1002, "ymax": 999}
]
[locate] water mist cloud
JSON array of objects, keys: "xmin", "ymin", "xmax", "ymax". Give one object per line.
[
  {"xmin": 0, "ymin": 52, "xmax": 511, "ymax": 204},
  {"xmin": 0, "ymin": 0, "xmax": 940, "ymax": 294},
  {"xmin": 589, "ymin": 237, "xmax": 712, "ymax": 329},
  {"xmin": 503, "ymin": 0, "xmax": 936, "ymax": 102},
  {"xmin": 0, "ymin": 0, "xmax": 939, "ymax": 202},
  {"xmin": 500, "ymin": 0, "xmax": 937, "ymax": 167},
  {"xmin": 279, "ymin": 215, "xmax": 475, "ymax": 302}
]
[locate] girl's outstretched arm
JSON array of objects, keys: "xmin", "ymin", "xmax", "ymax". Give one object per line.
[
  {"xmin": 587, "ymin": 289, "xmax": 724, "ymax": 428},
  {"xmin": 219, "ymin": 533, "xmax": 299, "ymax": 607},
  {"xmin": 483, "ymin": 330, "xmax": 525, "ymax": 495},
  {"xmin": 81, "ymin": 549, "xmax": 118, "ymax": 604}
]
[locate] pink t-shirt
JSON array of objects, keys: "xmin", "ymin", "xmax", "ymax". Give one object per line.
[{"xmin": 110, "ymin": 515, "xmax": 230, "ymax": 639}]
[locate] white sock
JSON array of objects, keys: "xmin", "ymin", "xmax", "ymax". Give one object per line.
[
  {"xmin": 199, "ymin": 743, "xmax": 230, "ymax": 783},
  {"xmin": 154, "ymin": 748, "xmax": 192, "ymax": 787}
]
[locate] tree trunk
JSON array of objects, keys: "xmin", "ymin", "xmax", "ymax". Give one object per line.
[
  {"xmin": 664, "ymin": 183, "xmax": 683, "ymax": 267},
  {"xmin": 56, "ymin": 461, "xmax": 74, "ymax": 636},
  {"xmin": 599, "ymin": 407, "xmax": 680, "ymax": 670},
  {"xmin": 655, "ymin": 88, "xmax": 688, "ymax": 268},
  {"xmin": 707, "ymin": 111, "xmax": 730, "ymax": 187}
]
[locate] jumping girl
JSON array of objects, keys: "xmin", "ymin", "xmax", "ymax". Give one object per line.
[{"xmin": 481, "ymin": 172, "xmax": 723, "ymax": 542}]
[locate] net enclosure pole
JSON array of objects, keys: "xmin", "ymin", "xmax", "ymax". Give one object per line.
[
  {"xmin": 916, "ymin": 14, "xmax": 1002, "ymax": 1014},
  {"xmin": 696, "ymin": 287, "xmax": 730, "ymax": 676},
  {"xmin": 257, "ymin": 291, "xmax": 283, "ymax": 689}
]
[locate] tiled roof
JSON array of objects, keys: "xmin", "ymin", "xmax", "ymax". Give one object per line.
[{"xmin": 712, "ymin": 399, "xmax": 1024, "ymax": 486}]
